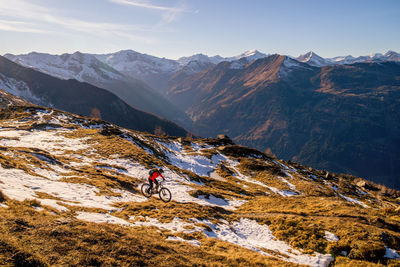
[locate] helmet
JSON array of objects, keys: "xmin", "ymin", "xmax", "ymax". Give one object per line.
[{"xmin": 158, "ymin": 168, "xmax": 164, "ymax": 173}]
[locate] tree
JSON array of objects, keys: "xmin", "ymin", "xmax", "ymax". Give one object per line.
[
  {"xmin": 90, "ymin": 107, "xmax": 101, "ymax": 119},
  {"xmin": 154, "ymin": 126, "xmax": 164, "ymax": 136}
]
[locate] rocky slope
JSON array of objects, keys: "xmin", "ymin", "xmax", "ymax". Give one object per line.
[
  {"xmin": 0, "ymin": 93, "xmax": 399, "ymax": 266},
  {"xmin": 0, "ymin": 90, "xmax": 31, "ymax": 108},
  {"xmin": 167, "ymin": 55, "xmax": 400, "ymax": 189},
  {"xmin": 0, "ymin": 57, "xmax": 188, "ymax": 137}
]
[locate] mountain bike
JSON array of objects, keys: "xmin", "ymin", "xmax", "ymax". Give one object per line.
[{"xmin": 141, "ymin": 180, "xmax": 172, "ymax": 202}]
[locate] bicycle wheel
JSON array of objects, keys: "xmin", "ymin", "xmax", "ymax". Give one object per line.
[
  {"xmin": 141, "ymin": 183, "xmax": 152, "ymax": 198},
  {"xmin": 159, "ymin": 187, "xmax": 171, "ymax": 202}
]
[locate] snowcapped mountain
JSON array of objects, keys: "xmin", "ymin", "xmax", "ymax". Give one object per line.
[
  {"xmin": 0, "ymin": 56, "xmax": 188, "ymax": 136},
  {"xmin": 279, "ymin": 56, "xmax": 314, "ymax": 77},
  {"xmin": 167, "ymin": 54, "xmax": 400, "ymax": 190},
  {"xmin": 4, "ymin": 48, "xmax": 399, "ymax": 103},
  {"xmin": 0, "ymin": 72, "xmax": 43, "ymax": 106},
  {"xmin": 177, "ymin": 50, "xmax": 268, "ymax": 67},
  {"xmin": 178, "ymin": 60, "xmax": 215, "ymax": 75},
  {"xmin": 299, "ymin": 50, "xmax": 400, "ymax": 66},
  {"xmin": 330, "ymin": 55, "xmax": 358, "ymax": 64},
  {"xmin": 228, "ymin": 49, "xmax": 268, "ymax": 62},
  {"xmin": 3, "ymin": 52, "xmax": 192, "ymax": 128},
  {"xmin": 177, "ymin": 53, "xmax": 225, "ymax": 66},
  {"xmin": 96, "ymin": 50, "xmax": 181, "ymax": 76},
  {"xmin": 0, "ymin": 93, "xmax": 399, "ymax": 266},
  {"xmin": 385, "ymin": 50, "xmax": 400, "ymax": 61},
  {"xmin": 4, "ymin": 51, "xmax": 126, "ymax": 84},
  {"xmin": 94, "ymin": 49, "xmax": 267, "ymax": 92},
  {"xmin": 296, "ymin": 51, "xmax": 333, "ymax": 67}
]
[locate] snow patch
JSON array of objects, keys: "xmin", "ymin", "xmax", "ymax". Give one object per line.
[
  {"xmin": 338, "ymin": 193, "xmax": 369, "ymax": 208},
  {"xmin": 0, "ymin": 166, "xmax": 146, "ymax": 212},
  {"xmin": 0, "ymin": 129, "xmax": 91, "ymax": 155},
  {"xmin": 197, "ymin": 194, "xmax": 247, "ymax": 211},
  {"xmin": 384, "ymin": 247, "xmax": 400, "ymax": 259},
  {"xmin": 77, "ymin": 212, "xmax": 132, "ymax": 226},
  {"xmin": 158, "ymin": 140, "xmax": 225, "ymax": 177},
  {"xmin": 130, "ymin": 216, "xmax": 203, "ymax": 234},
  {"xmin": 166, "ymin": 236, "xmax": 201, "ymax": 247},
  {"xmin": 267, "ymin": 186, "xmax": 298, "ymax": 197},
  {"xmin": 128, "ymin": 216, "xmax": 332, "ymax": 266},
  {"xmin": 200, "ymin": 218, "xmax": 333, "ymax": 267},
  {"xmin": 324, "ymin": 231, "xmax": 339, "ymax": 242}
]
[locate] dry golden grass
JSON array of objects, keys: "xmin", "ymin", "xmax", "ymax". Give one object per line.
[
  {"xmin": 232, "ymin": 194, "xmax": 400, "ymax": 263},
  {"xmin": 0, "ymin": 200, "xmax": 299, "ymax": 267},
  {"xmin": 113, "ymin": 199, "xmax": 231, "ymax": 223}
]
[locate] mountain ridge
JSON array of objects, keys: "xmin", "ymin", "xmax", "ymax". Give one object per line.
[
  {"xmin": 0, "ymin": 56, "xmax": 189, "ymax": 137},
  {"xmin": 166, "ymin": 55, "xmax": 400, "ymax": 189},
  {"xmin": 4, "ymin": 51, "xmax": 192, "ymax": 127}
]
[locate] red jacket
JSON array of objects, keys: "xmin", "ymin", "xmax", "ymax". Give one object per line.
[{"xmin": 149, "ymin": 171, "xmax": 165, "ymax": 182}]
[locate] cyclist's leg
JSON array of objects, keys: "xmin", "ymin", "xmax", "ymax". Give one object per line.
[
  {"xmin": 154, "ymin": 179, "xmax": 159, "ymax": 192},
  {"xmin": 148, "ymin": 178, "xmax": 154, "ymax": 192}
]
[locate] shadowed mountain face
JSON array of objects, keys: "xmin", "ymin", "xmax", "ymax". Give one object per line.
[
  {"xmin": 0, "ymin": 56, "xmax": 188, "ymax": 137},
  {"xmin": 4, "ymin": 52, "xmax": 192, "ymax": 128},
  {"xmin": 167, "ymin": 55, "xmax": 400, "ymax": 188}
]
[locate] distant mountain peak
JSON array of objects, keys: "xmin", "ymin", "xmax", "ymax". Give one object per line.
[
  {"xmin": 233, "ymin": 49, "xmax": 267, "ymax": 61},
  {"xmin": 296, "ymin": 51, "xmax": 331, "ymax": 67},
  {"xmin": 243, "ymin": 49, "xmax": 261, "ymax": 56}
]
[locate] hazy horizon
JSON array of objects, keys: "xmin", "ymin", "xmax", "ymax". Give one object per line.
[{"xmin": 3, "ymin": 48, "xmax": 400, "ymax": 61}]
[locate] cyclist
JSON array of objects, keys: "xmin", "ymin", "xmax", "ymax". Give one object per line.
[{"xmin": 148, "ymin": 168, "xmax": 165, "ymax": 193}]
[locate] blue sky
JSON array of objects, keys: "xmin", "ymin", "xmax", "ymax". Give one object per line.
[{"xmin": 0, "ymin": 0, "xmax": 399, "ymax": 59}]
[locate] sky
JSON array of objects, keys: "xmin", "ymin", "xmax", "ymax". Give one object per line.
[{"xmin": 0, "ymin": 0, "xmax": 399, "ymax": 59}]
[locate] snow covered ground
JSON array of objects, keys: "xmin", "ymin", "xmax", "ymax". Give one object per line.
[
  {"xmin": 79, "ymin": 213, "xmax": 333, "ymax": 267},
  {"xmin": 0, "ymin": 129, "xmax": 91, "ymax": 155},
  {"xmin": 0, "ymin": 166, "xmax": 146, "ymax": 211}
]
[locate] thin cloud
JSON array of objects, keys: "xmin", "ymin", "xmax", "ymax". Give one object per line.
[
  {"xmin": 108, "ymin": 0, "xmax": 185, "ymax": 12},
  {"xmin": 0, "ymin": 19, "xmax": 49, "ymax": 33},
  {"xmin": 0, "ymin": 0, "xmax": 162, "ymax": 43},
  {"xmin": 108, "ymin": 0, "xmax": 190, "ymax": 24}
]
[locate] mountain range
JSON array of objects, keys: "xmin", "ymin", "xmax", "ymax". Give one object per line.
[
  {"xmin": 2, "ymin": 49, "xmax": 400, "ymax": 189},
  {"xmin": 0, "ymin": 55, "xmax": 188, "ymax": 137},
  {"xmin": 296, "ymin": 51, "xmax": 400, "ymax": 67},
  {"xmin": 0, "ymin": 92, "xmax": 399, "ymax": 266},
  {"xmin": 166, "ymin": 55, "xmax": 400, "ymax": 189},
  {"xmin": 4, "ymin": 51, "xmax": 191, "ymax": 127},
  {"xmin": 5, "ymin": 49, "xmax": 399, "ymax": 94}
]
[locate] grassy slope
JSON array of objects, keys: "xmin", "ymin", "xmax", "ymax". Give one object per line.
[{"xmin": 0, "ymin": 106, "xmax": 399, "ymax": 266}]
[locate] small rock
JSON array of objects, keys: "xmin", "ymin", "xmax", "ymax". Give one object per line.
[
  {"xmin": 100, "ymin": 126, "xmax": 122, "ymax": 136},
  {"xmin": 55, "ymin": 217, "xmax": 73, "ymax": 225},
  {"xmin": 356, "ymin": 181, "xmax": 367, "ymax": 188}
]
